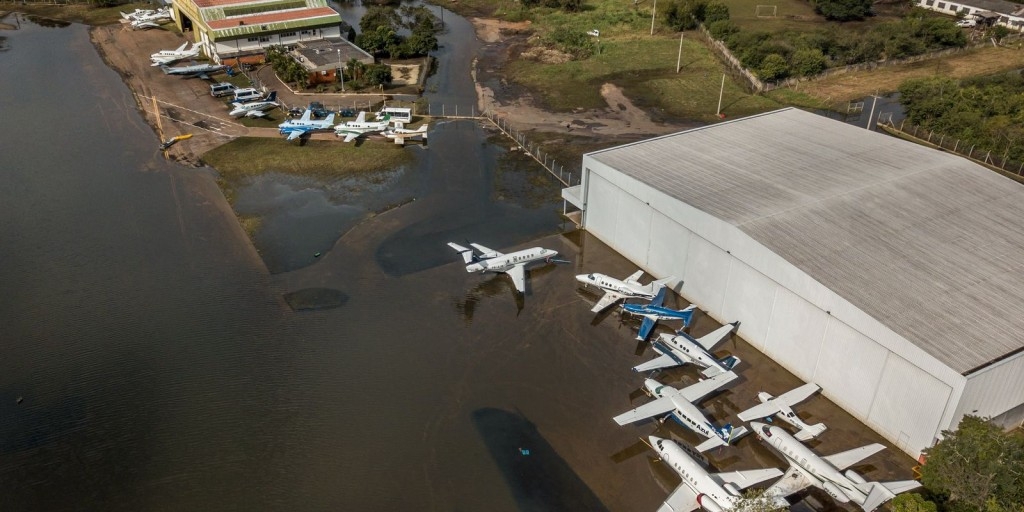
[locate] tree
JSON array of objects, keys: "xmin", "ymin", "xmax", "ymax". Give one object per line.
[
  {"xmin": 890, "ymin": 493, "xmax": 938, "ymax": 512},
  {"xmin": 758, "ymin": 53, "xmax": 790, "ymax": 81},
  {"xmin": 731, "ymin": 489, "xmax": 788, "ymax": 512},
  {"xmin": 663, "ymin": 0, "xmax": 704, "ymax": 31},
  {"xmin": 791, "ymin": 48, "xmax": 827, "ymax": 76},
  {"xmin": 704, "ymin": 2, "xmax": 730, "ymax": 23},
  {"xmin": 813, "ymin": 0, "xmax": 873, "ymax": 21},
  {"xmin": 363, "ymin": 64, "xmax": 392, "ymax": 86},
  {"xmin": 359, "ymin": 5, "xmax": 401, "ymax": 34},
  {"xmin": 920, "ymin": 416, "xmax": 1024, "ymax": 512}
]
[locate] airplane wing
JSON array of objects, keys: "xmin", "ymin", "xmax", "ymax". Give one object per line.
[
  {"xmin": 246, "ymin": 110, "xmax": 267, "ymax": 118},
  {"xmin": 677, "ymin": 371, "xmax": 737, "ymax": 403},
  {"xmin": 505, "ymin": 264, "xmax": 527, "ymax": 294},
  {"xmin": 632, "ymin": 352, "xmax": 682, "ymax": 373},
  {"xmin": 197, "ymin": 73, "xmax": 210, "ymax": 80},
  {"xmin": 823, "ymin": 443, "xmax": 886, "ymax": 471},
  {"xmin": 285, "ymin": 130, "xmax": 303, "ymax": 141},
  {"xmin": 739, "ymin": 383, "xmax": 820, "ymax": 421},
  {"xmin": 299, "ymin": 110, "xmax": 312, "ymax": 122},
  {"xmin": 174, "ymin": 42, "xmax": 187, "ymax": 52},
  {"xmin": 342, "ymin": 132, "xmax": 359, "ymax": 143},
  {"xmin": 656, "ymin": 483, "xmax": 699, "ymax": 512},
  {"xmin": 637, "ymin": 316, "xmax": 658, "ymax": 342},
  {"xmin": 624, "ymin": 269, "xmax": 645, "ymax": 285},
  {"xmin": 713, "ymin": 468, "xmax": 784, "ymax": 491},
  {"xmin": 592, "ymin": 291, "xmax": 625, "ymax": 313},
  {"xmin": 469, "ymin": 243, "xmax": 502, "ymax": 258},
  {"xmin": 612, "ymin": 396, "xmax": 675, "ymax": 426},
  {"xmin": 354, "ymin": 111, "xmax": 366, "ymax": 123},
  {"xmin": 764, "ymin": 465, "xmax": 814, "ymax": 498},
  {"xmin": 694, "ymin": 323, "xmax": 737, "ymax": 351}
]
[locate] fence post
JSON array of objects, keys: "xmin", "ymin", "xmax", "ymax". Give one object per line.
[
  {"xmin": 939, "ymin": 135, "xmax": 944, "ymax": 147},
  {"xmin": 900, "ymin": 119, "xmax": 906, "ymax": 131},
  {"xmin": 953, "ymin": 140, "xmax": 959, "ymax": 153},
  {"xmin": 969, "ymin": 145, "xmax": 974, "ymax": 158}
]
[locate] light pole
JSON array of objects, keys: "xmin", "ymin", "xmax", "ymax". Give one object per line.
[
  {"xmin": 337, "ymin": 49, "xmax": 345, "ymax": 92},
  {"xmin": 650, "ymin": 0, "xmax": 657, "ymax": 35}
]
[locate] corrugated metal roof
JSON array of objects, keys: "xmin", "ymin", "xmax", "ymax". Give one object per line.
[
  {"xmin": 588, "ymin": 107, "xmax": 1024, "ymax": 374},
  {"xmin": 207, "ymin": 6, "xmax": 337, "ymax": 29}
]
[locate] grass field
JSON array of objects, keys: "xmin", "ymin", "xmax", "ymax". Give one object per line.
[
  {"xmin": 506, "ymin": 32, "xmax": 782, "ymax": 121},
  {"xmin": 202, "ymin": 137, "xmax": 414, "ymax": 182}
]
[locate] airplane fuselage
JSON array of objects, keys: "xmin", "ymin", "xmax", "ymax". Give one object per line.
[
  {"xmin": 653, "ymin": 333, "xmax": 724, "ymax": 372},
  {"xmin": 623, "ymin": 304, "xmax": 692, "ymax": 321},
  {"xmin": 466, "ymin": 247, "xmax": 557, "ymax": 273},
  {"xmin": 645, "ymin": 379, "xmax": 721, "ymax": 441},
  {"xmin": 652, "ymin": 436, "xmax": 740, "ymax": 511},
  {"xmin": 575, "ymin": 273, "xmax": 654, "ymax": 298},
  {"xmin": 756, "ymin": 423, "xmax": 865, "ymax": 504}
]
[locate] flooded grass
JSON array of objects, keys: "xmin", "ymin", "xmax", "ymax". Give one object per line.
[
  {"xmin": 201, "ymin": 136, "xmax": 414, "ymax": 181},
  {"xmin": 6, "ymin": 1, "xmax": 155, "ymax": 26}
]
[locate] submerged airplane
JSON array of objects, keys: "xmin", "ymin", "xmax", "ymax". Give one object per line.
[
  {"xmin": 447, "ymin": 242, "xmax": 559, "ymax": 294},
  {"xmin": 621, "ymin": 287, "xmax": 697, "ymax": 341},
  {"xmin": 649, "ymin": 435, "xmax": 785, "ymax": 512},
  {"xmin": 160, "ymin": 62, "xmax": 228, "ymax": 80},
  {"xmin": 383, "ymin": 123, "xmax": 428, "ymax": 142},
  {"xmin": 278, "ymin": 110, "xmax": 336, "ymax": 141},
  {"xmin": 633, "ymin": 322, "xmax": 740, "ymax": 375},
  {"xmin": 613, "ymin": 372, "xmax": 748, "ymax": 452},
  {"xmin": 150, "ymin": 42, "xmax": 202, "ymax": 66},
  {"xmin": 737, "ymin": 383, "xmax": 827, "ymax": 441},
  {"xmin": 334, "ymin": 111, "xmax": 391, "ymax": 143},
  {"xmin": 122, "ymin": 7, "xmax": 173, "ymax": 29},
  {"xmin": 576, "ymin": 270, "xmax": 674, "ymax": 313},
  {"xmin": 228, "ymin": 91, "xmax": 278, "ymax": 118},
  {"xmin": 755, "ymin": 422, "xmax": 920, "ymax": 511}
]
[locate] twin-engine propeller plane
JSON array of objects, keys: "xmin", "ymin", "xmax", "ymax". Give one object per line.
[
  {"xmin": 737, "ymin": 382, "xmax": 827, "ymax": 441},
  {"xmin": 448, "ymin": 242, "xmax": 562, "ymax": 294},
  {"xmin": 576, "ymin": 270, "xmax": 674, "ymax": 313},
  {"xmin": 613, "ymin": 372, "xmax": 748, "ymax": 453},
  {"xmin": 633, "ymin": 322, "xmax": 741, "ymax": 375},
  {"xmin": 278, "ymin": 110, "xmax": 336, "ymax": 141},
  {"xmin": 621, "ymin": 287, "xmax": 697, "ymax": 341}
]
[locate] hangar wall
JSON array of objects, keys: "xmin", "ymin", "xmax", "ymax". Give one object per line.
[
  {"xmin": 957, "ymin": 351, "xmax": 1024, "ymax": 430},
  {"xmin": 579, "ymin": 159, "xmax": 968, "ymax": 457}
]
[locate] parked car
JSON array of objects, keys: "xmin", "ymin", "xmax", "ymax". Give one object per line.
[
  {"xmin": 210, "ymin": 82, "xmax": 237, "ymax": 98},
  {"xmin": 956, "ymin": 18, "xmax": 977, "ymax": 27},
  {"xmin": 308, "ymin": 102, "xmax": 330, "ymax": 118}
]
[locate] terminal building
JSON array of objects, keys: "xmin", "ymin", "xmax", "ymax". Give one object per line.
[
  {"xmin": 562, "ymin": 108, "xmax": 1024, "ymax": 458},
  {"xmin": 171, "ymin": 0, "xmax": 347, "ymax": 63}
]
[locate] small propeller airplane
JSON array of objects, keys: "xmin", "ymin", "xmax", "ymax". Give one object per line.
[
  {"xmin": 150, "ymin": 42, "xmax": 203, "ymax": 66},
  {"xmin": 576, "ymin": 270, "xmax": 674, "ymax": 313},
  {"xmin": 383, "ymin": 123, "xmax": 428, "ymax": 143},
  {"xmin": 278, "ymin": 109, "xmax": 336, "ymax": 141},
  {"xmin": 334, "ymin": 111, "xmax": 391, "ymax": 143},
  {"xmin": 621, "ymin": 287, "xmax": 697, "ymax": 341},
  {"xmin": 737, "ymin": 382, "xmax": 827, "ymax": 441},
  {"xmin": 647, "ymin": 435, "xmax": 786, "ymax": 512},
  {"xmin": 755, "ymin": 422, "xmax": 920, "ymax": 511},
  {"xmin": 447, "ymin": 242, "xmax": 562, "ymax": 294},
  {"xmin": 614, "ymin": 372, "xmax": 748, "ymax": 453},
  {"xmin": 632, "ymin": 322, "xmax": 740, "ymax": 375},
  {"xmin": 160, "ymin": 62, "xmax": 228, "ymax": 80},
  {"xmin": 228, "ymin": 91, "xmax": 278, "ymax": 118}
]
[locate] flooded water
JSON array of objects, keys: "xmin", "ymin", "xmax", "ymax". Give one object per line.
[{"xmin": 0, "ymin": 12, "xmax": 919, "ymax": 512}]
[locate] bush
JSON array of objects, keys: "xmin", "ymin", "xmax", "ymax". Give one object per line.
[
  {"xmin": 707, "ymin": 19, "xmax": 739, "ymax": 40},
  {"xmin": 758, "ymin": 53, "xmax": 790, "ymax": 80},
  {"xmin": 813, "ymin": 0, "xmax": 873, "ymax": 20},
  {"xmin": 704, "ymin": 1, "xmax": 730, "ymax": 23},
  {"xmin": 791, "ymin": 48, "xmax": 827, "ymax": 76},
  {"xmin": 663, "ymin": 0, "xmax": 704, "ymax": 31},
  {"xmin": 546, "ymin": 26, "xmax": 596, "ymax": 60}
]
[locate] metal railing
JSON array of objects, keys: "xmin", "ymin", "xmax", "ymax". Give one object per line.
[{"xmin": 879, "ymin": 116, "xmax": 1024, "ymax": 180}]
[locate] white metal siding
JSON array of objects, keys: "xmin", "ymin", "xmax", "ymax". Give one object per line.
[
  {"xmin": 956, "ymin": 351, "xmax": 1024, "ymax": 427},
  {"xmin": 720, "ymin": 259, "xmax": 778, "ymax": 352},
  {"xmin": 812, "ymin": 319, "xmax": 888, "ymax": 418},
  {"xmin": 584, "ymin": 171, "xmax": 620, "ymax": 243},
  {"xmin": 645, "ymin": 211, "xmax": 692, "ymax": 281},
  {"xmin": 762, "ymin": 288, "xmax": 829, "ymax": 382},
  {"xmin": 680, "ymin": 236, "xmax": 731, "ymax": 314},
  {"xmin": 869, "ymin": 354, "xmax": 952, "ymax": 452}
]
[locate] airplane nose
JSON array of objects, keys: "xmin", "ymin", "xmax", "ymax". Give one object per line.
[
  {"xmin": 750, "ymin": 422, "xmax": 767, "ymax": 430},
  {"xmin": 574, "ymin": 274, "xmax": 589, "ymax": 283},
  {"xmin": 467, "ymin": 263, "xmax": 482, "ymax": 272},
  {"xmin": 648, "ymin": 435, "xmax": 665, "ymax": 446}
]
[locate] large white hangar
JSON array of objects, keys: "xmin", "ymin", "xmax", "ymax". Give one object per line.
[{"xmin": 562, "ymin": 107, "xmax": 1024, "ymax": 458}]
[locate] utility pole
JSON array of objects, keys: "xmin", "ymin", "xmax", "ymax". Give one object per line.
[
  {"xmin": 650, "ymin": 0, "xmax": 657, "ymax": 35},
  {"xmin": 716, "ymin": 73, "xmax": 726, "ymax": 117},
  {"xmin": 866, "ymin": 94, "xmax": 880, "ymax": 131},
  {"xmin": 676, "ymin": 32, "xmax": 683, "ymax": 73}
]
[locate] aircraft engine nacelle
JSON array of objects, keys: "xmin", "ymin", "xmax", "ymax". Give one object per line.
[
  {"xmin": 696, "ymin": 493, "xmax": 726, "ymax": 512},
  {"xmin": 845, "ymin": 470, "xmax": 867, "ymax": 484},
  {"xmin": 723, "ymin": 483, "xmax": 742, "ymax": 496},
  {"xmin": 823, "ymin": 481, "xmax": 852, "ymax": 503}
]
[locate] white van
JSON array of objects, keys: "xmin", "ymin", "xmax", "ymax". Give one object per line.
[
  {"xmin": 232, "ymin": 88, "xmax": 262, "ymax": 103},
  {"xmin": 376, "ymin": 107, "xmax": 412, "ymax": 124},
  {"xmin": 210, "ymin": 82, "xmax": 237, "ymax": 98}
]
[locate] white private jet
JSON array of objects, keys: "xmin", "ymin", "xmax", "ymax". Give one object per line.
[
  {"xmin": 613, "ymin": 372, "xmax": 748, "ymax": 453},
  {"xmin": 278, "ymin": 110, "xmax": 336, "ymax": 141},
  {"xmin": 737, "ymin": 383, "xmax": 827, "ymax": 441},
  {"xmin": 334, "ymin": 111, "xmax": 391, "ymax": 143},
  {"xmin": 576, "ymin": 270, "xmax": 674, "ymax": 313},
  {"xmin": 150, "ymin": 42, "xmax": 202, "ymax": 66},
  {"xmin": 633, "ymin": 322, "xmax": 740, "ymax": 375},
  {"xmin": 754, "ymin": 422, "xmax": 921, "ymax": 511},
  {"xmin": 228, "ymin": 91, "xmax": 278, "ymax": 118},
  {"xmin": 648, "ymin": 435, "xmax": 785, "ymax": 512},
  {"xmin": 447, "ymin": 242, "xmax": 559, "ymax": 294},
  {"xmin": 160, "ymin": 62, "xmax": 228, "ymax": 80}
]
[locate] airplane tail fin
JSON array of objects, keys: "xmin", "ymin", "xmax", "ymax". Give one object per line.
[
  {"xmin": 650, "ymin": 276, "xmax": 675, "ymax": 291},
  {"xmin": 720, "ymin": 355, "xmax": 741, "ymax": 371},
  {"xmin": 856, "ymin": 482, "xmax": 898, "ymax": 512},
  {"xmin": 447, "ymin": 243, "xmax": 476, "ymax": 264},
  {"xmin": 795, "ymin": 422, "xmax": 828, "ymax": 441},
  {"xmin": 716, "ymin": 423, "xmax": 749, "ymax": 444},
  {"xmin": 266, "ymin": 91, "xmax": 277, "ymax": 102},
  {"xmin": 324, "ymin": 113, "xmax": 336, "ymax": 125},
  {"xmin": 677, "ymin": 306, "xmax": 696, "ymax": 328}
]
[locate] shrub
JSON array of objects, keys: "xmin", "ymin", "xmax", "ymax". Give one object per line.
[
  {"xmin": 707, "ymin": 19, "xmax": 739, "ymax": 39},
  {"xmin": 758, "ymin": 53, "xmax": 790, "ymax": 80}
]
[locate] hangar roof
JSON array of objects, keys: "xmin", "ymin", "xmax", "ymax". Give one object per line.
[{"xmin": 588, "ymin": 107, "xmax": 1024, "ymax": 374}]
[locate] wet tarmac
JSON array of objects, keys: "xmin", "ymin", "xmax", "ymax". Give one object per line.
[{"xmin": 0, "ymin": 12, "xmax": 919, "ymax": 512}]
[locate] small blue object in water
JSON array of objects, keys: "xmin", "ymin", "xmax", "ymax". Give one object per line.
[
  {"xmin": 519, "ymin": 448, "xmax": 530, "ymax": 456},
  {"xmin": 314, "ymin": 252, "xmax": 321, "ymax": 258}
]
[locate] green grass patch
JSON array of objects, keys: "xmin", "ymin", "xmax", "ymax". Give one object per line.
[
  {"xmin": 508, "ymin": 33, "xmax": 783, "ymax": 121},
  {"xmin": 202, "ymin": 136, "xmax": 414, "ymax": 182}
]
